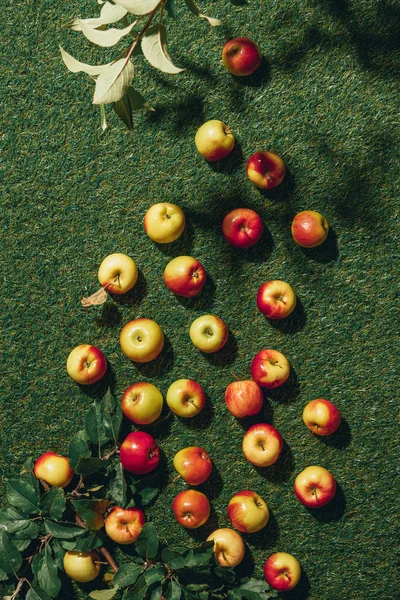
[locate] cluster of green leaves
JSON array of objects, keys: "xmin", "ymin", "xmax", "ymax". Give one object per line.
[{"xmin": 60, "ymin": 0, "xmax": 221, "ymax": 132}]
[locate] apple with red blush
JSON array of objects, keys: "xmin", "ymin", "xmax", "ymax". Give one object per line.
[
  {"xmin": 257, "ymin": 280, "xmax": 296, "ymax": 319},
  {"xmin": 104, "ymin": 506, "xmax": 145, "ymax": 545},
  {"xmin": 247, "ymin": 151, "xmax": 286, "ymax": 189},
  {"xmin": 228, "ymin": 490, "xmax": 269, "ymax": 533},
  {"xmin": 66, "ymin": 344, "xmax": 107, "ymax": 385},
  {"xmin": 292, "ymin": 210, "xmax": 329, "ymax": 248},
  {"xmin": 294, "ymin": 465, "xmax": 336, "ymax": 508},
  {"xmin": 119, "ymin": 431, "xmax": 160, "ymax": 475},
  {"xmin": 222, "ymin": 37, "xmax": 262, "ymax": 76},
  {"xmin": 251, "ymin": 349, "xmax": 290, "ymax": 389},
  {"xmin": 222, "ymin": 208, "xmax": 263, "ymax": 249},
  {"xmin": 264, "ymin": 552, "xmax": 301, "ymax": 591},
  {"xmin": 242, "ymin": 423, "xmax": 283, "ymax": 467},
  {"xmin": 195, "ymin": 120, "xmax": 235, "ymax": 161},
  {"xmin": 303, "ymin": 398, "xmax": 341, "ymax": 436},
  {"xmin": 173, "ymin": 446, "xmax": 212, "ymax": 485},
  {"xmin": 225, "ymin": 379, "xmax": 263, "ymax": 418},
  {"xmin": 33, "ymin": 452, "xmax": 74, "ymax": 488},
  {"xmin": 173, "ymin": 489, "xmax": 210, "ymax": 529},
  {"xmin": 164, "ymin": 256, "xmax": 206, "ymax": 298}
]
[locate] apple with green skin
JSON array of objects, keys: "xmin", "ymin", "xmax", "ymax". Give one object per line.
[
  {"xmin": 291, "ymin": 210, "xmax": 329, "ymax": 248},
  {"xmin": 66, "ymin": 344, "xmax": 107, "ymax": 385},
  {"xmin": 207, "ymin": 528, "xmax": 245, "ymax": 567},
  {"xmin": 228, "ymin": 490, "xmax": 269, "ymax": 533},
  {"xmin": 189, "ymin": 314, "xmax": 228, "ymax": 353},
  {"xmin": 164, "ymin": 256, "xmax": 206, "ymax": 298},
  {"xmin": 195, "ymin": 120, "xmax": 235, "ymax": 161},
  {"xmin": 257, "ymin": 280, "xmax": 297, "ymax": 319},
  {"xmin": 144, "ymin": 202, "xmax": 186, "ymax": 244},
  {"xmin": 294, "ymin": 466, "xmax": 336, "ymax": 508},
  {"xmin": 120, "ymin": 318, "xmax": 164, "ymax": 363},
  {"xmin": 303, "ymin": 398, "xmax": 341, "ymax": 436},
  {"xmin": 33, "ymin": 452, "xmax": 74, "ymax": 488},
  {"xmin": 166, "ymin": 379, "xmax": 205, "ymax": 418},
  {"xmin": 251, "ymin": 349, "xmax": 290, "ymax": 389},
  {"xmin": 264, "ymin": 552, "xmax": 301, "ymax": 591},
  {"xmin": 119, "ymin": 431, "xmax": 160, "ymax": 475},
  {"xmin": 98, "ymin": 253, "xmax": 138, "ymax": 295},
  {"xmin": 63, "ymin": 551, "xmax": 101, "ymax": 583},
  {"xmin": 173, "ymin": 489, "xmax": 210, "ymax": 529},
  {"xmin": 173, "ymin": 446, "xmax": 212, "ymax": 485},
  {"xmin": 121, "ymin": 382, "xmax": 163, "ymax": 425},
  {"xmin": 225, "ymin": 380, "xmax": 263, "ymax": 418},
  {"xmin": 104, "ymin": 506, "xmax": 145, "ymax": 545},
  {"xmin": 242, "ymin": 423, "xmax": 283, "ymax": 467},
  {"xmin": 247, "ymin": 151, "xmax": 286, "ymax": 189},
  {"xmin": 222, "ymin": 37, "xmax": 262, "ymax": 76},
  {"xmin": 222, "ymin": 208, "xmax": 263, "ymax": 249}
]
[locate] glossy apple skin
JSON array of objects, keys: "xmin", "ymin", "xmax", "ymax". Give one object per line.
[
  {"xmin": 33, "ymin": 452, "xmax": 74, "ymax": 488},
  {"xmin": 247, "ymin": 151, "xmax": 286, "ymax": 189},
  {"xmin": 98, "ymin": 253, "xmax": 138, "ymax": 295},
  {"xmin": 228, "ymin": 490, "xmax": 269, "ymax": 533},
  {"xmin": 291, "ymin": 210, "xmax": 329, "ymax": 248},
  {"xmin": 207, "ymin": 528, "xmax": 245, "ymax": 567},
  {"xmin": 166, "ymin": 379, "xmax": 205, "ymax": 418},
  {"xmin": 264, "ymin": 552, "xmax": 301, "ymax": 591},
  {"xmin": 119, "ymin": 431, "xmax": 160, "ymax": 475},
  {"xmin": 173, "ymin": 489, "xmax": 210, "ymax": 529},
  {"xmin": 222, "ymin": 37, "xmax": 262, "ymax": 76},
  {"xmin": 195, "ymin": 120, "xmax": 235, "ymax": 161},
  {"xmin": 63, "ymin": 551, "xmax": 101, "ymax": 583},
  {"xmin": 303, "ymin": 399, "xmax": 341, "ymax": 436},
  {"xmin": 66, "ymin": 344, "xmax": 107, "ymax": 385},
  {"xmin": 294, "ymin": 466, "xmax": 336, "ymax": 508},
  {"xmin": 242, "ymin": 423, "xmax": 283, "ymax": 467},
  {"xmin": 144, "ymin": 202, "xmax": 185, "ymax": 244},
  {"xmin": 173, "ymin": 446, "xmax": 212, "ymax": 485},
  {"xmin": 164, "ymin": 256, "xmax": 206, "ymax": 298},
  {"xmin": 104, "ymin": 506, "xmax": 145, "ymax": 545},
  {"xmin": 120, "ymin": 318, "xmax": 164, "ymax": 363},
  {"xmin": 251, "ymin": 349, "xmax": 290, "ymax": 389},
  {"xmin": 121, "ymin": 382, "xmax": 163, "ymax": 425},
  {"xmin": 225, "ymin": 380, "xmax": 263, "ymax": 418},
  {"xmin": 189, "ymin": 314, "xmax": 229, "ymax": 353},
  {"xmin": 257, "ymin": 280, "xmax": 297, "ymax": 319},
  {"xmin": 222, "ymin": 208, "xmax": 263, "ymax": 249}
]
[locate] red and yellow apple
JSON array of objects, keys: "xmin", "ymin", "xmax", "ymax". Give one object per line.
[
  {"xmin": 66, "ymin": 344, "xmax": 107, "ymax": 385},
  {"xmin": 225, "ymin": 379, "xmax": 263, "ymax": 418},
  {"xmin": 228, "ymin": 490, "xmax": 269, "ymax": 533},
  {"xmin": 251, "ymin": 349, "xmax": 290, "ymax": 389},
  {"xmin": 119, "ymin": 431, "xmax": 160, "ymax": 475},
  {"xmin": 121, "ymin": 382, "xmax": 163, "ymax": 425},
  {"xmin": 303, "ymin": 399, "xmax": 341, "ymax": 436},
  {"xmin": 264, "ymin": 552, "xmax": 301, "ymax": 591},
  {"xmin": 257, "ymin": 280, "xmax": 297, "ymax": 319},
  {"xmin": 195, "ymin": 120, "xmax": 235, "ymax": 161},
  {"xmin": 173, "ymin": 489, "xmax": 210, "ymax": 529},
  {"xmin": 144, "ymin": 202, "xmax": 185, "ymax": 244},
  {"xmin": 63, "ymin": 551, "xmax": 101, "ymax": 583},
  {"xmin": 166, "ymin": 379, "xmax": 205, "ymax": 418},
  {"xmin": 173, "ymin": 446, "xmax": 212, "ymax": 485},
  {"xmin": 98, "ymin": 253, "xmax": 138, "ymax": 295},
  {"xmin": 207, "ymin": 528, "xmax": 245, "ymax": 567},
  {"xmin": 222, "ymin": 208, "xmax": 263, "ymax": 249},
  {"xmin": 189, "ymin": 314, "xmax": 228, "ymax": 353},
  {"xmin": 222, "ymin": 37, "xmax": 262, "ymax": 76},
  {"xmin": 294, "ymin": 466, "xmax": 336, "ymax": 508},
  {"xmin": 104, "ymin": 506, "xmax": 145, "ymax": 545},
  {"xmin": 164, "ymin": 256, "xmax": 206, "ymax": 298},
  {"xmin": 120, "ymin": 318, "xmax": 164, "ymax": 363},
  {"xmin": 33, "ymin": 452, "xmax": 74, "ymax": 488},
  {"xmin": 291, "ymin": 210, "xmax": 329, "ymax": 248},
  {"xmin": 242, "ymin": 423, "xmax": 283, "ymax": 467},
  {"xmin": 247, "ymin": 151, "xmax": 286, "ymax": 189}
]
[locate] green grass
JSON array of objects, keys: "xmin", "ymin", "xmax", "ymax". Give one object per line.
[{"xmin": 1, "ymin": 0, "xmax": 399, "ymax": 598}]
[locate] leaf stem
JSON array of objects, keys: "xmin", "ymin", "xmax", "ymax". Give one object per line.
[{"xmin": 74, "ymin": 514, "xmax": 119, "ymax": 573}]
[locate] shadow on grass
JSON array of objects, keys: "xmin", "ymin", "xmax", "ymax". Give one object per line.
[
  {"xmin": 135, "ymin": 334, "xmax": 175, "ymax": 379},
  {"xmin": 308, "ymin": 482, "xmax": 346, "ymax": 523},
  {"xmin": 152, "ymin": 217, "xmax": 195, "ymax": 258},
  {"xmin": 319, "ymin": 417, "xmax": 352, "ymax": 449},
  {"xmin": 206, "ymin": 140, "xmax": 245, "ymax": 176},
  {"xmin": 267, "ymin": 368, "xmax": 301, "ymax": 404},
  {"xmin": 298, "ymin": 227, "xmax": 339, "ymax": 264},
  {"xmin": 254, "ymin": 439, "xmax": 294, "ymax": 484},
  {"xmin": 174, "ymin": 273, "xmax": 217, "ymax": 312},
  {"xmin": 202, "ymin": 331, "xmax": 239, "ymax": 367},
  {"xmin": 178, "ymin": 391, "xmax": 214, "ymax": 431},
  {"xmin": 266, "ymin": 297, "xmax": 306, "ymax": 335}
]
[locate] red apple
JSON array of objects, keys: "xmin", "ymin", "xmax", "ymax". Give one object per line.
[
  {"xmin": 251, "ymin": 349, "xmax": 290, "ymax": 389},
  {"xmin": 264, "ymin": 552, "xmax": 301, "ymax": 591},
  {"xmin": 33, "ymin": 452, "xmax": 74, "ymax": 488},
  {"xmin": 173, "ymin": 446, "xmax": 212, "ymax": 485},
  {"xmin": 247, "ymin": 151, "xmax": 286, "ymax": 189},
  {"xmin": 225, "ymin": 380, "xmax": 263, "ymax": 418},
  {"xmin": 227, "ymin": 490, "xmax": 269, "ymax": 533},
  {"xmin": 303, "ymin": 399, "xmax": 341, "ymax": 436},
  {"xmin": 291, "ymin": 210, "xmax": 329, "ymax": 248},
  {"xmin": 222, "ymin": 37, "xmax": 262, "ymax": 76},
  {"xmin": 119, "ymin": 431, "xmax": 160, "ymax": 475},
  {"xmin": 172, "ymin": 489, "xmax": 210, "ymax": 529},
  {"xmin": 104, "ymin": 506, "xmax": 145, "ymax": 545},
  {"xmin": 294, "ymin": 466, "xmax": 336, "ymax": 508},
  {"xmin": 242, "ymin": 423, "xmax": 283, "ymax": 467},
  {"xmin": 66, "ymin": 344, "xmax": 107, "ymax": 385},
  {"xmin": 257, "ymin": 280, "xmax": 296, "ymax": 319},
  {"xmin": 222, "ymin": 208, "xmax": 263, "ymax": 249},
  {"xmin": 164, "ymin": 256, "xmax": 206, "ymax": 298}
]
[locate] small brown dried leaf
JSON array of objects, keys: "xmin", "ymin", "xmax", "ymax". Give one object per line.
[{"xmin": 81, "ymin": 288, "xmax": 108, "ymax": 307}]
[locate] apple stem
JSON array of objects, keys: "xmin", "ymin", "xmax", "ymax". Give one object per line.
[
  {"xmin": 172, "ymin": 474, "xmax": 181, "ymax": 483},
  {"xmin": 40, "ymin": 480, "xmax": 51, "ymax": 492}
]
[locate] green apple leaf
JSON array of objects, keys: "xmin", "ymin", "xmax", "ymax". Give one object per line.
[
  {"xmin": 68, "ymin": 430, "xmax": 92, "ymax": 470},
  {"xmin": 0, "ymin": 566, "xmax": 8, "ymax": 581},
  {"xmin": 75, "ymin": 457, "xmax": 105, "ymax": 475},
  {"xmin": 71, "ymin": 529, "xmax": 105, "ymax": 552},
  {"xmin": 60, "ymin": 46, "xmax": 114, "ymax": 76},
  {"xmin": 65, "ymin": 2, "xmax": 128, "ymax": 30},
  {"xmin": 101, "ymin": 388, "xmax": 122, "ymax": 442},
  {"xmin": 6, "ymin": 480, "xmax": 40, "ymax": 516},
  {"xmin": 109, "ymin": 463, "xmax": 127, "ymax": 506},
  {"xmin": 36, "ymin": 545, "xmax": 61, "ymax": 598},
  {"xmin": 10, "ymin": 520, "xmax": 39, "ymax": 541},
  {"xmin": 71, "ymin": 499, "xmax": 110, "ymax": 530},
  {"xmin": 144, "ymin": 566, "xmax": 165, "ymax": 587},
  {"xmin": 122, "ymin": 573, "xmax": 147, "ymax": 598},
  {"xmin": 113, "ymin": 563, "xmax": 144, "ymax": 588},
  {"xmin": 26, "ymin": 585, "xmax": 52, "ymax": 600},
  {"xmin": 44, "ymin": 520, "xmax": 86, "ymax": 539},
  {"xmin": 141, "ymin": 25, "xmax": 184, "ymax": 74},
  {"xmin": 136, "ymin": 522, "xmax": 159, "ymax": 560},
  {"xmin": 93, "ymin": 58, "xmax": 134, "ymax": 105},
  {"xmin": 165, "ymin": 579, "xmax": 182, "ymax": 600},
  {"xmin": 0, "ymin": 531, "xmax": 22, "ymax": 575},
  {"xmin": 186, "ymin": 541, "xmax": 214, "ymax": 567},
  {"xmin": 77, "ymin": 20, "xmax": 136, "ymax": 48},
  {"xmin": 89, "ymin": 588, "xmax": 119, "ymax": 600},
  {"xmin": 113, "ymin": 0, "xmax": 160, "ymax": 16},
  {"xmin": 85, "ymin": 401, "xmax": 108, "ymax": 447},
  {"xmin": 49, "ymin": 539, "xmax": 64, "ymax": 570},
  {"xmin": 39, "ymin": 487, "xmax": 66, "ymax": 521},
  {"xmin": 166, "ymin": 0, "xmax": 177, "ymax": 19},
  {"xmin": 183, "ymin": 0, "xmax": 221, "ymax": 26},
  {"xmin": 0, "ymin": 507, "xmax": 33, "ymax": 534}
]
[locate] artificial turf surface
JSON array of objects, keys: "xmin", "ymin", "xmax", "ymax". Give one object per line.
[{"xmin": 1, "ymin": 0, "xmax": 399, "ymax": 598}]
